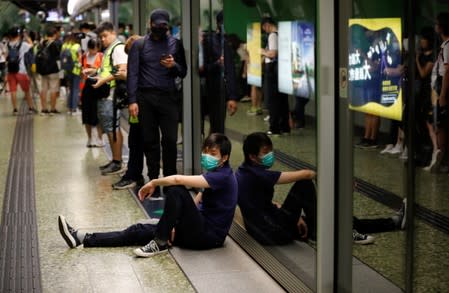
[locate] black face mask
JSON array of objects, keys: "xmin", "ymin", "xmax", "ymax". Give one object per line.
[{"xmin": 151, "ymin": 26, "xmax": 168, "ymax": 39}]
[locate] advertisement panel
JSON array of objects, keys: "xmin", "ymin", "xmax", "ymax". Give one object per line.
[
  {"xmin": 278, "ymin": 21, "xmax": 315, "ymax": 99},
  {"xmin": 247, "ymin": 22, "xmax": 262, "ymax": 87},
  {"xmin": 348, "ymin": 18, "xmax": 402, "ymax": 120}
]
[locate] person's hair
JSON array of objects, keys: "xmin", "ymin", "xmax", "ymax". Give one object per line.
[
  {"xmin": 8, "ymin": 26, "xmax": 20, "ymax": 38},
  {"xmin": 261, "ymin": 16, "xmax": 275, "ymax": 26},
  {"xmin": 125, "ymin": 35, "xmax": 141, "ymax": 54},
  {"xmin": 87, "ymin": 38, "xmax": 100, "ymax": 50},
  {"xmin": 419, "ymin": 26, "xmax": 434, "ymax": 50},
  {"xmin": 79, "ymin": 22, "xmax": 90, "ymax": 30},
  {"xmin": 46, "ymin": 26, "xmax": 58, "ymax": 38},
  {"xmin": 202, "ymin": 133, "xmax": 232, "ymax": 159},
  {"xmin": 437, "ymin": 12, "xmax": 449, "ymax": 36},
  {"xmin": 216, "ymin": 11, "xmax": 223, "ymax": 25},
  {"xmin": 96, "ymin": 22, "xmax": 115, "ymax": 34},
  {"xmin": 243, "ymin": 132, "xmax": 273, "ymax": 163}
]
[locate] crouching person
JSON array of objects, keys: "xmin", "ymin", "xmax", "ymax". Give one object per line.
[{"xmin": 58, "ymin": 133, "xmax": 238, "ymax": 257}]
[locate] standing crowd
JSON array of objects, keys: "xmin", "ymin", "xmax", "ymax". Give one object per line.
[{"xmin": 0, "ymin": 9, "xmax": 412, "ymax": 257}]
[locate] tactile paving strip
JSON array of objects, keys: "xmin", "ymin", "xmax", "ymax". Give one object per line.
[{"xmin": 0, "ymin": 104, "xmax": 41, "ymax": 292}]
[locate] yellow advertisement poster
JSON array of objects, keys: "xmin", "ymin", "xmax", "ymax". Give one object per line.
[
  {"xmin": 348, "ymin": 18, "xmax": 402, "ymax": 121},
  {"xmin": 247, "ymin": 22, "xmax": 262, "ymax": 87}
]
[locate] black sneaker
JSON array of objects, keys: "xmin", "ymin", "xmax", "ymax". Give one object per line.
[
  {"xmin": 352, "ymin": 229, "xmax": 375, "ymax": 245},
  {"xmin": 28, "ymin": 108, "xmax": 38, "ymax": 114},
  {"xmin": 134, "ymin": 240, "xmax": 168, "ymax": 257},
  {"xmin": 101, "ymin": 161, "xmax": 124, "ymax": 175},
  {"xmin": 40, "ymin": 109, "xmax": 50, "ymax": 116},
  {"xmin": 112, "ymin": 178, "xmax": 136, "ymax": 190},
  {"xmin": 13, "ymin": 109, "xmax": 18, "ymax": 116},
  {"xmin": 50, "ymin": 109, "xmax": 61, "ymax": 116},
  {"xmin": 58, "ymin": 215, "xmax": 81, "ymax": 248},
  {"xmin": 99, "ymin": 161, "xmax": 113, "ymax": 170},
  {"xmin": 355, "ymin": 138, "xmax": 368, "ymax": 148}
]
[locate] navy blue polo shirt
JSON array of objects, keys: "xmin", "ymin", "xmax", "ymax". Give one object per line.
[
  {"xmin": 200, "ymin": 164, "xmax": 238, "ymax": 242},
  {"xmin": 235, "ymin": 162, "xmax": 281, "ymax": 222}
]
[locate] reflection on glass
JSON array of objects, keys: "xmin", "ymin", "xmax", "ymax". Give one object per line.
[
  {"xmin": 349, "ymin": 15, "xmax": 407, "ymax": 293},
  {"xmin": 223, "ymin": 0, "xmax": 318, "ymax": 289},
  {"xmin": 414, "ymin": 10, "xmax": 449, "ymax": 292}
]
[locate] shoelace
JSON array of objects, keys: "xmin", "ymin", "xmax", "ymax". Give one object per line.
[
  {"xmin": 142, "ymin": 240, "xmax": 159, "ymax": 253},
  {"xmin": 67, "ymin": 225, "xmax": 77, "ymax": 235},
  {"xmin": 352, "ymin": 230, "xmax": 365, "ymax": 240}
]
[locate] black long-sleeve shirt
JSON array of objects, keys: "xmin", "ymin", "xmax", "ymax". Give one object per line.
[
  {"xmin": 202, "ymin": 32, "xmax": 238, "ymax": 101},
  {"xmin": 127, "ymin": 34, "xmax": 187, "ymax": 104}
]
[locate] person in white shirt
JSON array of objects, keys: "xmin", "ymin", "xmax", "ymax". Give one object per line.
[{"xmin": 5, "ymin": 26, "xmax": 36, "ymax": 115}]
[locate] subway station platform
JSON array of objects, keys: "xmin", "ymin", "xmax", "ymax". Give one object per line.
[
  {"xmin": 0, "ymin": 94, "xmax": 282, "ymax": 292},
  {"xmin": 1, "ymin": 91, "xmax": 448, "ymax": 292}
]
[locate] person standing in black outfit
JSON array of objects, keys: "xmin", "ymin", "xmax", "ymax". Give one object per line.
[
  {"xmin": 261, "ymin": 17, "xmax": 290, "ymax": 136},
  {"xmin": 201, "ymin": 11, "xmax": 238, "ymax": 134},
  {"xmin": 127, "ymin": 9, "xmax": 187, "ymax": 189}
]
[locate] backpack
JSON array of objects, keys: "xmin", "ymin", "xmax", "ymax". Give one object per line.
[
  {"xmin": 24, "ymin": 47, "xmax": 35, "ymax": 73},
  {"xmin": 109, "ymin": 42, "xmax": 129, "ymax": 109},
  {"xmin": 35, "ymin": 42, "xmax": 52, "ymax": 75},
  {"xmin": 60, "ymin": 46, "xmax": 74, "ymax": 71},
  {"xmin": 7, "ymin": 41, "xmax": 22, "ymax": 73}
]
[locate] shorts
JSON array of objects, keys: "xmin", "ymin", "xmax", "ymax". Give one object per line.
[
  {"xmin": 97, "ymin": 93, "xmax": 120, "ymax": 133},
  {"xmin": 7, "ymin": 72, "xmax": 30, "ymax": 93},
  {"xmin": 40, "ymin": 73, "xmax": 60, "ymax": 93},
  {"xmin": 81, "ymin": 84, "xmax": 99, "ymax": 126}
]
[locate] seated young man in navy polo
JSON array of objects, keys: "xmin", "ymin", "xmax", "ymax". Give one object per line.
[
  {"xmin": 236, "ymin": 132, "xmax": 407, "ymax": 246},
  {"xmin": 58, "ymin": 133, "xmax": 238, "ymax": 256},
  {"xmin": 235, "ymin": 132, "xmax": 317, "ymax": 245}
]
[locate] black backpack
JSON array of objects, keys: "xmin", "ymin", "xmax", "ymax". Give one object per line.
[
  {"xmin": 7, "ymin": 41, "xmax": 22, "ymax": 73},
  {"xmin": 109, "ymin": 42, "xmax": 128, "ymax": 109},
  {"xmin": 35, "ymin": 42, "xmax": 53, "ymax": 75}
]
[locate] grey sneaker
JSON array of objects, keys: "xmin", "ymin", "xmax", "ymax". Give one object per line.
[
  {"xmin": 99, "ymin": 161, "xmax": 113, "ymax": 170},
  {"xmin": 58, "ymin": 215, "xmax": 81, "ymax": 248},
  {"xmin": 353, "ymin": 230, "xmax": 375, "ymax": 245},
  {"xmin": 101, "ymin": 161, "xmax": 124, "ymax": 175},
  {"xmin": 134, "ymin": 240, "xmax": 168, "ymax": 258},
  {"xmin": 112, "ymin": 178, "xmax": 136, "ymax": 190}
]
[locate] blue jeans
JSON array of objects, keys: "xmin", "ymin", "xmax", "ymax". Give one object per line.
[{"xmin": 67, "ymin": 73, "xmax": 81, "ymax": 110}]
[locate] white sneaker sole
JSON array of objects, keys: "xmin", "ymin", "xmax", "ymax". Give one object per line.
[
  {"xmin": 58, "ymin": 215, "xmax": 76, "ymax": 248},
  {"xmin": 353, "ymin": 235, "xmax": 375, "ymax": 245},
  {"xmin": 133, "ymin": 247, "xmax": 168, "ymax": 258}
]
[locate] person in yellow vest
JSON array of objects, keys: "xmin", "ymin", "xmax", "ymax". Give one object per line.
[
  {"xmin": 61, "ymin": 33, "xmax": 82, "ymax": 114},
  {"xmin": 84, "ymin": 22, "xmax": 127, "ymax": 175}
]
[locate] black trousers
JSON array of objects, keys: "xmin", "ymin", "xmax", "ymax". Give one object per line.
[
  {"xmin": 123, "ymin": 121, "xmax": 144, "ymax": 182},
  {"xmin": 264, "ymin": 63, "xmax": 290, "ymax": 134},
  {"xmin": 294, "ymin": 96, "xmax": 309, "ymax": 128},
  {"xmin": 83, "ymin": 186, "xmax": 223, "ymax": 249},
  {"xmin": 204, "ymin": 74, "xmax": 226, "ymax": 134},
  {"xmin": 245, "ymin": 179, "xmax": 317, "ymax": 245},
  {"xmin": 138, "ymin": 89, "xmax": 179, "ymax": 179},
  {"xmin": 156, "ymin": 186, "xmax": 223, "ymax": 249},
  {"xmin": 83, "ymin": 223, "xmax": 156, "ymax": 247},
  {"xmin": 353, "ymin": 216, "xmax": 397, "ymax": 234}
]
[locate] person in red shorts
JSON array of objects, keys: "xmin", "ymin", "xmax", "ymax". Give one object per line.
[{"xmin": 6, "ymin": 26, "xmax": 36, "ymax": 115}]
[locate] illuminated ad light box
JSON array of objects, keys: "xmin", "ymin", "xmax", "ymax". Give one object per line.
[
  {"xmin": 247, "ymin": 22, "xmax": 262, "ymax": 87},
  {"xmin": 278, "ymin": 21, "xmax": 315, "ymax": 99},
  {"xmin": 348, "ymin": 18, "xmax": 402, "ymax": 121}
]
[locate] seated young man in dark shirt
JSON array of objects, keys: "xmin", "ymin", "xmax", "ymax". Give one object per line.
[
  {"xmin": 235, "ymin": 132, "xmax": 317, "ymax": 245},
  {"xmin": 58, "ymin": 133, "xmax": 238, "ymax": 257},
  {"xmin": 236, "ymin": 132, "xmax": 407, "ymax": 246}
]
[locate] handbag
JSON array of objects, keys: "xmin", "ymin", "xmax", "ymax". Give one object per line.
[{"xmin": 95, "ymin": 83, "xmax": 111, "ymax": 99}]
